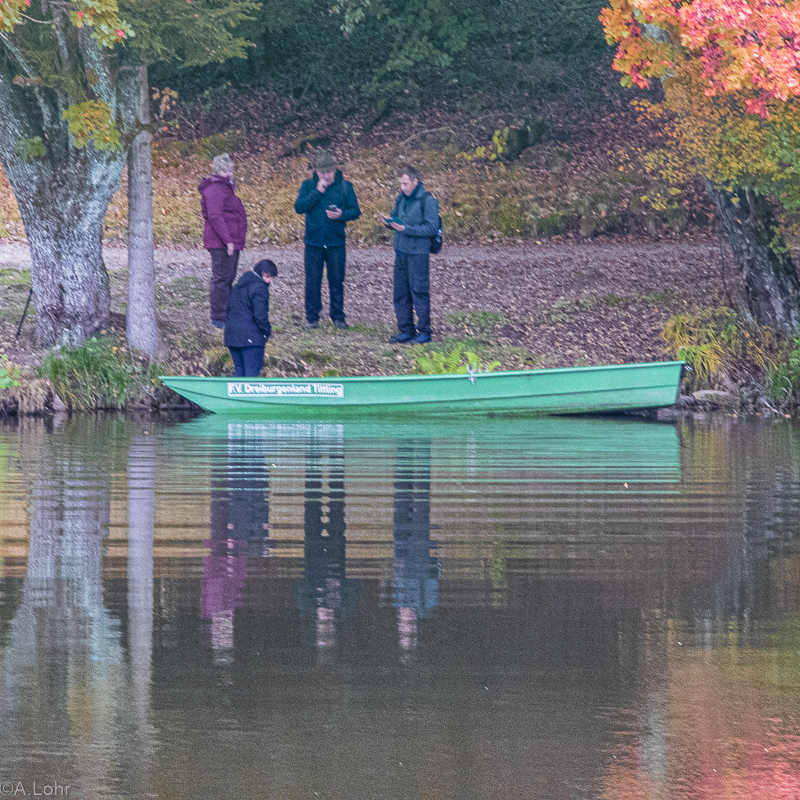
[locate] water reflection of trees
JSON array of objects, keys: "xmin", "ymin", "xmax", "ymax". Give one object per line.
[
  {"xmin": 0, "ymin": 419, "xmax": 155, "ymax": 798},
  {"xmin": 601, "ymin": 419, "xmax": 800, "ymax": 800}
]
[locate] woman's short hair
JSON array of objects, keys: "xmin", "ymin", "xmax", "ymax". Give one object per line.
[{"xmin": 212, "ymin": 153, "xmax": 234, "ymax": 175}]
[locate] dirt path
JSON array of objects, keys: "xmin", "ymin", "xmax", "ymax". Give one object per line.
[{"xmin": 0, "ymin": 238, "xmax": 726, "ymax": 374}]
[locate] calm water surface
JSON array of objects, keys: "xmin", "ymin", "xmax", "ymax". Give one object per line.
[{"xmin": 0, "ymin": 413, "xmax": 799, "ymax": 800}]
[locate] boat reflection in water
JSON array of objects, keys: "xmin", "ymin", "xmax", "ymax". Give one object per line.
[
  {"xmin": 187, "ymin": 415, "xmax": 681, "ymax": 652},
  {"xmin": 0, "ymin": 412, "xmax": 712, "ymax": 800}
]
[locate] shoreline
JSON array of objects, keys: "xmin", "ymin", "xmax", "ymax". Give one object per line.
[{"xmin": 0, "ymin": 238, "xmax": 794, "ymax": 418}]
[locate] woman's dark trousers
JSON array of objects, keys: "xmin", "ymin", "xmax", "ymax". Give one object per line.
[
  {"xmin": 393, "ymin": 251, "xmax": 430, "ymax": 336},
  {"xmin": 229, "ymin": 345, "xmax": 265, "ymax": 377},
  {"xmin": 304, "ymin": 244, "xmax": 346, "ymax": 325},
  {"xmin": 209, "ymin": 248, "xmax": 240, "ymax": 323}
]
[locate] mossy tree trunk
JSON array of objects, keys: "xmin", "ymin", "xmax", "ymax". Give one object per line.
[
  {"xmin": 9, "ymin": 148, "xmax": 126, "ymax": 347},
  {"xmin": 705, "ymin": 180, "xmax": 800, "ymax": 334},
  {"xmin": 0, "ymin": 19, "xmax": 136, "ymax": 348}
]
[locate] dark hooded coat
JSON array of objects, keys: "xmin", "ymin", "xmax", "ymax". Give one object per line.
[{"xmin": 224, "ymin": 271, "xmax": 272, "ymax": 348}]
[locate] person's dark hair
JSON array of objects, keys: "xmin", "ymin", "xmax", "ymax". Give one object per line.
[
  {"xmin": 254, "ymin": 259, "xmax": 278, "ymax": 278},
  {"xmin": 398, "ymin": 165, "xmax": 419, "ymax": 181}
]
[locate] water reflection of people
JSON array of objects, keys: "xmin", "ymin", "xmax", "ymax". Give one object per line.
[
  {"xmin": 295, "ymin": 436, "xmax": 356, "ymax": 648},
  {"xmin": 392, "ymin": 439, "xmax": 439, "ymax": 650},
  {"xmin": 202, "ymin": 427, "xmax": 271, "ymax": 654}
]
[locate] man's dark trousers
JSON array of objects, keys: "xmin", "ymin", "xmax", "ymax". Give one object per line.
[
  {"xmin": 304, "ymin": 244, "xmax": 346, "ymax": 325},
  {"xmin": 393, "ymin": 251, "xmax": 430, "ymax": 337}
]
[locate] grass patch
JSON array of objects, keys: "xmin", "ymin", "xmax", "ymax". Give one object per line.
[
  {"xmin": 0, "ymin": 355, "xmax": 21, "ymax": 388},
  {"xmin": 38, "ymin": 337, "xmax": 161, "ymax": 410},
  {"xmin": 0, "ymin": 268, "xmax": 29, "ymax": 287},
  {"xmin": 447, "ymin": 309, "xmax": 508, "ymax": 331},
  {"xmin": 156, "ymin": 275, "xmax": 206, "ymax": 310},
  {"xmin": 299, "ymin": 350, "xmax": 330, "ymax": 365}
]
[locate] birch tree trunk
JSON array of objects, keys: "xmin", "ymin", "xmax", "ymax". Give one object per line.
[{"xmin": 127, "ymin": 65, "xmax": 166, "ymax": 359}]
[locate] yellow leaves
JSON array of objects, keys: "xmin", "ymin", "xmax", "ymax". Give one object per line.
[
  {"xmin": 62, "ymin": 101, "xmax": 121, "ymax": 152},
  {"xmin": 0, "ymin": 0, "xmax": 32, "ymax": 34}
]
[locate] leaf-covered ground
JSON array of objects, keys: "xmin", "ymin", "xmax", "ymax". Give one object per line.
[{"xmin": 0, "ymin": 237, "xmax": 728, "ymax": 381}]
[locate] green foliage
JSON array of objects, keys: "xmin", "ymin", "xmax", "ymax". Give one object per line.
[
  {"xmin": 120, "ymin": 0, "xmax": 258, "ymax": 67},
  {"xmin": 38, "ymin": 337, "xmax": 160, "ymax": 410},
  {"xmin": 411, "ymin": 341, "xmax": 500, "ymax": 375},
  {"xmin": 158, "ymin": 0, "xmax": 609, "ymax": 120},
  {"xmin": 662, "ymin": 308, "xmax": 743, "ymax": 386},
  {"xmin": 659, "ymin": 306, "xmax": 800, "ymax": 398},
  {"xmin": 768, "ymin": 338, "xmax": 800, "ymax": 406},
  {"xmin": 14, "ymin": 136, "xmax": 46, "ymax": 162},
  {"xmin": 0, "ymin": 355, "xmax": 21, "ymax": 389}
]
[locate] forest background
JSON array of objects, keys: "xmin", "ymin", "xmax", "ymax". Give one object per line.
[{"xmin": 1, "ymin": 0, "xmax": 798, "ymax": 413}]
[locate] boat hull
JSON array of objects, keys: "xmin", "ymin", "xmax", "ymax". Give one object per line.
[{"xmin": 160, "ymin": 361, "xmax": 684, "ymax": 417}]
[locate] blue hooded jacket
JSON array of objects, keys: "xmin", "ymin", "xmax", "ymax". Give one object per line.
[
  {"xmin": 294, "ymin": 170, "xmax": 361, "ymax": 247},
  {"xmin": 391, "ymin": 182, "xmax": 439, "ymax": 255}
]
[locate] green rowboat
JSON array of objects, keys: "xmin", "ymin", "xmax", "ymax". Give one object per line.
[{"xmin": 160, "ymin": 360, "xmax": 684, "ymax": 417}]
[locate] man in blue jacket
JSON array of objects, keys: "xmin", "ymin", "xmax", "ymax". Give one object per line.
[
  {"xmin": 224, "ymin": 260, "xmax": 277, "ymax": 377},
  {"xmin": 386, "ymin": 166, "xmax": 439, "ymax": 344},
  {"xmin": 294, "ymin": 150, "xmax": 361, "ymax": 330}
]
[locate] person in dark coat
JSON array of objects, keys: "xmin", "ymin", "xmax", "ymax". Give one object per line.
[
  {"xmin": 199, "ymin": 153, "xmax": 248, "ymax": 328},
  {"xmin": 294, "ymin": 150, "xmax": 361, "ymax": 330},
  {"xmin": 224, "ymin": 259, "xmax": 277, "ymax": 377},
  {"xmin": 386, "ymin": 166, "xmax": 439, "ymax": 344}
]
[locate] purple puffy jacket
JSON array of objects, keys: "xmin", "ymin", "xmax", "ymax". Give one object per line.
[{"xmin": 199, "ymin": 175, "xmax": 247, "ymax": 250}]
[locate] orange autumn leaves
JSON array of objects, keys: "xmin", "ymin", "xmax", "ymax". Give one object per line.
[
  {"xmin": 601, "ymin": 0, "xmax": 800, "ymax": 117},
  {"xmin": 601, "ymin": 0, "xmax": 800, "ymax": 206}
]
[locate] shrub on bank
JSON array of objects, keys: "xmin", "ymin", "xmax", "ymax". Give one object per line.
[
  {"xmin": 662, "ymin": 307, "xmax": 800, "ymax": 408},
  {"xmin": 38, "ymin": 337, "xmax": 161, "ymax": 411}
]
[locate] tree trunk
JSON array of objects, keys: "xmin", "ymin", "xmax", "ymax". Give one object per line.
[
  {"xmin": 705, "ymin": 180, "xmax": 800, "ymax": 334},
  {"xmin": 127, "ymin": 65, "xmax": 166, "ymax": 359},
  {"xmin": 10, "ymin": 156, "xmax": 125, "ymax": 348}
]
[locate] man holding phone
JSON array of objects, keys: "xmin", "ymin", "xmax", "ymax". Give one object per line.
[
  {"xmin": 294, "ymin": 150, "xmax": 361, "ymax": 329},
  {"xmin": 385, "ymin": 165, "xmax": 439, "ymax": 344}
]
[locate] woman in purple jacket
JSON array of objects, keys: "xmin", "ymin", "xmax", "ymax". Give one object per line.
[{"xmin": 198, "ymin": 153, "xmax": 248, "ymax": 328}]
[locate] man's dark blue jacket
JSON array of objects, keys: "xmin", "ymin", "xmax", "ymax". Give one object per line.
[{"xmin": 294, "ymin": 170, "xmax": 361, "ymax": 247}]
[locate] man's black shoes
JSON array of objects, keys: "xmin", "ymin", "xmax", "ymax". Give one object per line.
[{"xmin": 389, "ymin": 333, "xmax": 415, "ymax": 344}]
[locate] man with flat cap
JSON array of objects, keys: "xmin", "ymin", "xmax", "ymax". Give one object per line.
[{"xmin": 294, "ymin": 150, "xmax": 361, "ymax": 330}]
